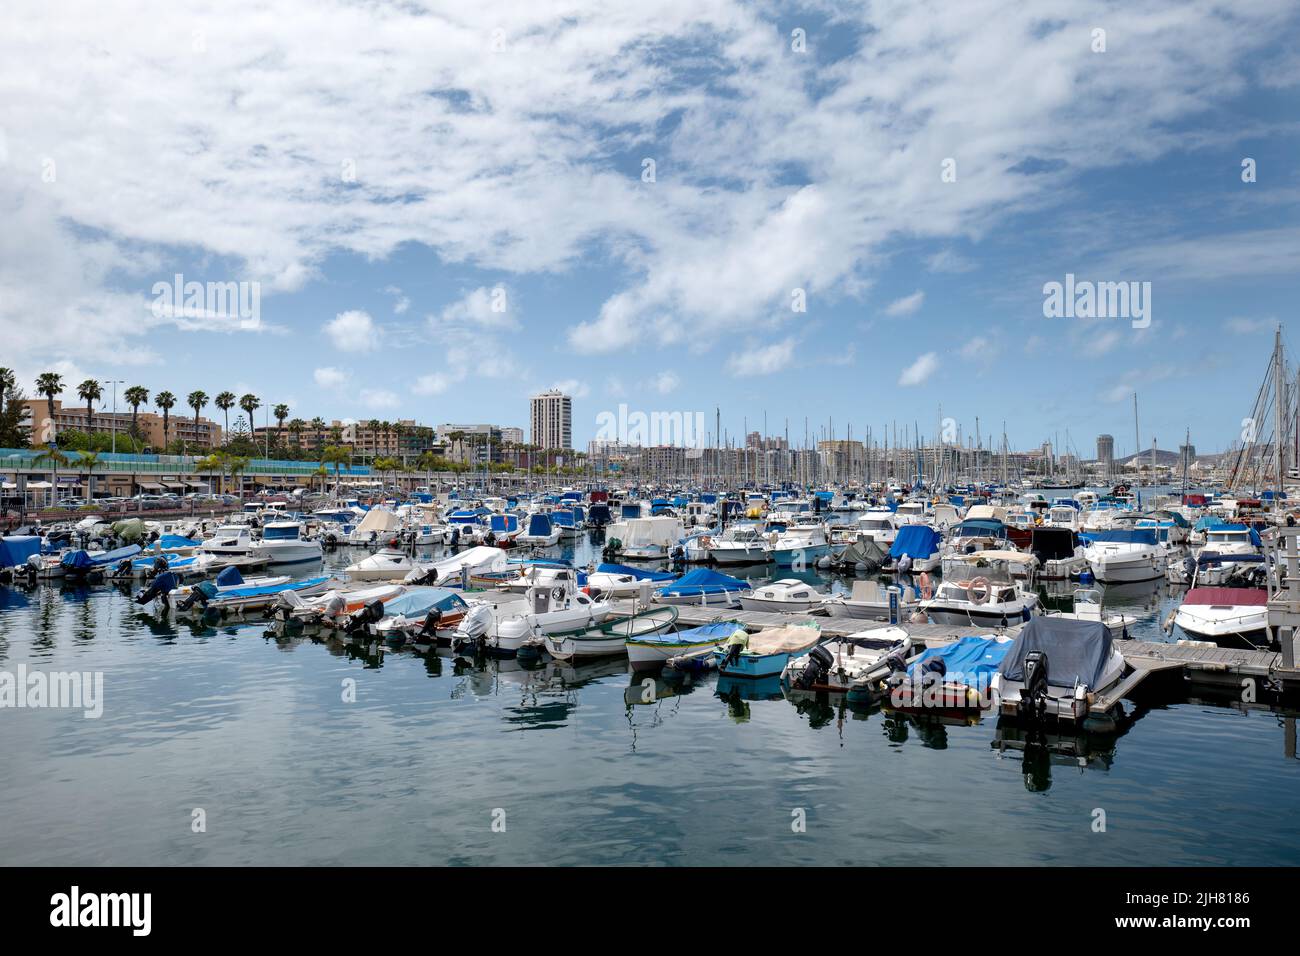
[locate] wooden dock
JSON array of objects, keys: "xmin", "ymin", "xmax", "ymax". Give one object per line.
[{"xmin": 615, "ymin": 600, "xmax": 1300, "ymax": 698}]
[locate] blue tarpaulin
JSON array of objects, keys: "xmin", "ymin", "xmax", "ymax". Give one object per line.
[
  {"xmin": 889, "ymin": 525, "xmax": 942, "ymax": 560},
  {"xmin": 60, "ymin": 544, "xmax": 142, "ymax": 571},
  {"xmin": 596, "ymin": 562, "xmax": 677, "ymax": 582},
  {"xmin": 0, "ymin": 536, "xmax": 41, "ymax": 568},
  {"xmin": 908, "ymin": 636, "xmax": 1010, "ymax": 685},
  {"xmin": 216, "ymin": 565, "xmax": 244, "ymax": 587},
  {"xmin": 657, "ymin": 567, "xmax": 747, "ymax": 596}
]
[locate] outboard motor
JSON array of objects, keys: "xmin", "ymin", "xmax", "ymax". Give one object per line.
[
  {"xmin": 1018, "ymin": 649, "xmax": 1050, "ymax": 720},
  {"xmin": 176, "ymin": 581, "xmax": 216, "ymax": 612},
  {"xmin": 794, "ymin": 643, "xmax": 835, "ymax": 690},
  {"xmin": 417, "ymin": 608, "xmax": 443, "ymax": 641},
  {"xmin": 343, "ymin": 599, "xmax": 386, "ymax": 636},
  {"xmin": 112, "ymin": 558, "xmax": 134, "ymax": 579},
  {"xmin": 135, "ymin": 570, "xmax": 179, "ymax": 607}
]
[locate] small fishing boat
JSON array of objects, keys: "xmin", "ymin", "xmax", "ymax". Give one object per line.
[
  {"xmin": 347, "ymin": 508, "xmax": 402, "ymax": 547},
  {"xmin": 255, "ymin": 521, "xmax": 323, "ymax": 565},
  {"xmin": 59, "ymin": 544, "xmax": 144, "ymax": 577},
  {"xmin": 703, "ymin": 523, "xmax": 769, "ymax": 565},
  {"xmin": 712, "ymin": 623, "xmax": 822, "ymax": 678},
  {"xmin": 920, "ymin": 567, "xmax": 1037, "ymax": 628},
  {"xmin": 887, "ymin": 525, "xmax": 942, "ymax": 573},
  {"xmin": 583, "ymin": 562, "xmax": 677, "ymax": 598},
  {"xmin": 371, "ymin": 587, "xmax": 473, "ymax": 641},
  {"xmin": 782, "ymin": 628, "xmax": 911, "ymax": 693},
  {"xmin": 276, "ymin": 582, "xmax": 408, "ymax": 626},
  {"xmin": 517, "ymin": 512, "xmax": 561, "ymax": 547},
  {"xmin": 738, "ymin": 578, "xmax": 837, "ymax": 613},
  {"xmin": 176, "ymin": 567, "xmax": 332, "ymax": 613},
  {"xmin": 536, "ymin": 605, "xmax": 679, "ymax": 660},
  {"xmin": 345, "ymin": 548, "xmax": 417, "ymax": 581},
  {"xmin": 991, "ymin": 617, "xmax": 1127, "ymax": 724},
  {"xmin": 827, "ymin": 579, "xmax": 918, "ymax": 621},
  {"xmin": 467, "ymin": 581, "xmax": 612, "ymax": 656},
  {"xmin": 877, "ymin": 635, "xmax": 1014, "ymax": 715},
  {"xmin": 654, "ymin": 567, "xmax": 751, "ymax": 608},
  {"xmin": 626, "ymin": 621, "xmax": 738, "ymax": 669}
]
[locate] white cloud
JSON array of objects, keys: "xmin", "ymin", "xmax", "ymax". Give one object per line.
[
  {"xmin": 313, "ymin": 366, "xmax": 350, "ymax": 389},
  {"xmin": 726, "ymin": 338, "xmax": 796, "ymax": 376},
  {"xmin": 548, "ymin": 378, "xmax": 590, "ymax": 399},
  {"xmin": 897, "ymin": 351, "xmax": 939, "ymax": 387},
  {"xmin": 436, "ymin": 286, "xmax": 517, "ymax": 330},
  {"xmin": 650, "ymin": 370, "xmax": 679, "ymax": 394},
  {"xmin": 884, "ymin": 291, "xmax": 925, "ymax": 317},
  {"xmin": 413, "ymin": 373, "xmax": 455, "ymax": 396},
  {"xmin": 959, "ymin": 336, "xmax": 995, "ymax": 360},
  {"xmin": 384, "ymin": 285, "xmax": 410, "ymax": 314},
  {"xmin": 1226, "ymin": 316, "xmax": 1274, "ymax": 335},
  {"xmin": 359, "ymin": 388, "xmax": 399, "ymax": 410},
  {"xmin": 324, "ymin": 310, "xmax": 378, "ymax": 352}
]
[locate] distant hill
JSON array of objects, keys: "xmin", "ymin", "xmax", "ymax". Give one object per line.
[{"xmin": 1113, "ymin": 448, "xmax": 1186, "ymax": 466}]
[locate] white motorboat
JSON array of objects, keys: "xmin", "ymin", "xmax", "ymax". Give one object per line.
[
  {"xmin": 255, "ymin": 521, "xmax": 323, "ymax": 565},
  {"xmin": 1172, "ymin": 586, "xmax": 1269, "ymax": 648},
  {"xmin": 856, "ymin": 508, "xmax": 898, "ymax": 547},
  {"xmin": 345, "ymin": 548, "xmax": 417, "ymax": 581},
  {"xmin": 781, "ymin": 628, "xmax": 912, "ymax": 693},
  {"xmin": 347, "ymin": 508, "xmax": 401, "ymax": 547},
  {"xmin": 517, "ymin": 512, "xmax": 561, "ymax": 547},
  {"xmin": 827, "ymin": 579, "xmax": 918, "ymax": 621},
  {"xmin": 992, "ymin": 617, "xmax": 1126, "ymax": 724},
  {"xmin": 738, "ymin": 578, "xmax": 837, "ymax": 613},
  {"xmin": 197, "ymin": 524, "xmax": 259, "ymax": 558},
  {"xmin": 607, "ymin": 516, "xmax": 687, "ymax": 561},
  {"xmin": 920, "ymin": 568, "xmax": 1037, "ymax": 628},
  {"xmin": 703, "ymin": 523, "xmax": 769, "ymax": 565},
  {"xmin": 1083, "ymin": 529, "xmax": 1167, "ymax": 583},
  {"xmin": 469, "ymin": 581, "xmax": 612, "ymax": 656}
]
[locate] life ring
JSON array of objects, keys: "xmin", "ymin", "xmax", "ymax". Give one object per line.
[
  {"xmin": 699, "ymin": 535, "xmax": 712, "ymax": 548},
  {"xmin": 551, "ymin": 586, "xmax": 565, "ymax": 601},
  {"xmin": 968, "ymin": 576, "xmax": 991, "ymax": 605}
]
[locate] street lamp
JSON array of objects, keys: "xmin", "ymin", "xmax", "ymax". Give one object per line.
[{"xmin": 102, "ymin": 379, "xmax": 125, "ymax": 454}]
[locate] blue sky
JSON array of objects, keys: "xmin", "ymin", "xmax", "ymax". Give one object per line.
[{"xmin": 5, "ymin": 0, "xmax": 1300, "ymax": 457}]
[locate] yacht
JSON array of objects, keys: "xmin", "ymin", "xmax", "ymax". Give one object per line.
[
  {"xmin": 1082, "ymin": 528, "xmax": 1167, "ymax": 583},
  {"xmin": 704, "ymin": 523, "xmax": 769, "ymax": 565},
  {"xmin": 197, "ymin": 525, "xmax": 259, "ymax": 558},
  {"xmin": 255, "ymin": 521, "xmax": 323, "ymax": 565},
  {"xmin": 920, "ymin": 568, "xmax": 1037, "ymax": 628}
]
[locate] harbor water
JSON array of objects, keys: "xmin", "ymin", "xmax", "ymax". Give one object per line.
[{"xmin": 2, "ymin": 526, "xmax": 1299, "ymax": 866}]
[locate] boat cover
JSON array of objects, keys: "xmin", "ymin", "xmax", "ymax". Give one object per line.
[
  {"xmin": 1196, "ymin": 519, "xmax": 1263, "ymax": 546},
  {"xmin": 596, "ymin": 562, "xmax": 677, "ymax": 582},
  {"xmin": 908, "ymin": 636, "xmax": 1010, "ymax": 684},
  {"xmin": 158, "ymin": 534, "xmax": 200, "ymax": 550},
  {"xmin": 524, "ymin": 513, "xmax": 554, "ymax": 536},
  {"xmin": 631, "ymin": 621, "xmax": 739, "ymax": 646},
  {"xmin": 0, "ymin": 536, "xmax": 41, "ymax": 567},
  {"xmin": 216, "ymin": 565, "xmax": 244, "ymax": 587},
  {"xmin": 384, "ymin": 587, "xmax": 467, "ymax": 617},
  {"xmin": 742, "ymin": 624, "xmax": 821, "ymax": 655},
  {"xmin": 889, "ymin": 525, "xmax": 941, "ymax": 560},
  {"xmin": 1196, "ymin": 552, "xmax": 1265, "ymax": 566},
  {"xmin": 997, "ymin": 617, "xmax": 1114, "ymax": 690},
  {"xmin": 657, "ymin": 567, "xmax": 748, "ymax": 595},
  {"xmin": 1084, "ymin": 528, "xmax": 1159, "ymax": 545},
  {"xmin": 60, "ymin": 544, "xmax": 142, "ymax": 570},
  {"xmin": 1182, "ymin": 587, "xmax": 1267, "ymax": 606},
  {"xmin": 217, "ymin": 575, "xmax": 330, "ymax": 599},
  {"xmin": 354, "ymin": 508, "xmax": 400, "ymax": 534},
  {"xmin": 953, "ymin": 519, "xmax": 1008, "ymax": 538}
]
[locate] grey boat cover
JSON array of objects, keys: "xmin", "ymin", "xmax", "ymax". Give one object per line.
[{"xmin": 997, "ymin": 616, "xmax": 1113, "ymax": 690}]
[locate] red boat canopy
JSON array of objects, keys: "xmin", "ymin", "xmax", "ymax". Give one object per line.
[{"xmin": 1183, "ymin": 587, "xmax": 1267, "ymax": 606}]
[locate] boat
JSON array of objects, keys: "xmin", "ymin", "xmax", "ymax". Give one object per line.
[
  {"xmin": 121, "ymin": 551, "xmax": 221, "ymax": 579},
  {"xmin": 1172, "ymin": 587, "xmax": 1269, "ymax": 648},
  {"xmin": 856, "ymin": 508, "xmax": 898, "ymax": 547},
  {"xmin": 1044, "ymin": 587, "xmax": 1135, "ymax": 639},
  {"xmin": 1082, "ymin": 528, "xmax": 1167, "ymax": 583},
  {"xmin": 347, "ymin": 508, "xmax": 401, "ymax": 547},
  {"xmin": 827, "ymin": 579, "xmax": 918, "ymax": 621},
  {"xmin": 887, "ymin": 525, "xmax": 942, "ymax": 573},
  {"xmin": 345, "ymin": 548, "xmax": 417, "ymax": 581},
  {"xmin": 654, "ymin": 567, "xmax": 751, "ymax": 607},
  {"xmin": 703, "ymin": 523, "xmax": 769, "ymax": 565},
  {"xmin": 275, "ymin": 582, "xmax": 408, "ymax": 627},
  {"xmin": 826, "ymin": 535, "xmax": 887, "ymax": 572},
  {"xmin": 1030, "ymin": 526, "xmax": 1086, "ymax": 580},
  {"xmin": 583, "ymin": 562, "xmax": 677, "ymax": 599},
  {"xmin": 371, "ymin": 587, "xmax": 474, "ymax": 641},
  {"xmin": 991, "ymin": 617, "xmax": 1127, "ymax": 724},
  {"xmin": 626, "ymin": 621, "xmax": 738, "ymax": 669},
  {"xmin": 858, "ymin": 635, "xmax": 1014, "ymax": 715},
  {"xmin": 517, "ymin": 512, "xmax": 561, "ymax": 547},
  {"xmin": 765, "ymin": 523, "xmax": 830, "ymax": 568},
  {"xmin": 738, "ymin": 578, "xmax": 837, "ymax": 613},
  {"xmin": 408, "ymin": 545, "xmax": 510, "ymax": 588},
  {"xmin": 175, "ymin": 566, "xmax": 332, "ymax": 613},
  {"xmin": 920, "ymin": 565, "xmax": 1037, "ymax": 628},
  {"xmin": 537, "ymin": 605, "xmax": 679, "ymax": 660},
  {"xmin": 468, "ymin": 580, "xmax": 612, "ymax": 656},
  {"xmin": 782, "ymin": 628, "xmax": 911, "ymax": 693},
  {"xmin": 197, "ymin": 525, "xmax": 259, "ymax": 558},
  {"xmin": 255, "ymin": 521, "xmax": 323, "ymax": 565},
  {"xmin": 712, "ymin": 623, "xmax": 823, "ymax": 678},
  {"xmin": 607, "ymin": 516, "xmax": 687, "ymax": 561}
]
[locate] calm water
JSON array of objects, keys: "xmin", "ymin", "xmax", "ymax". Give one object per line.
[{"xmin": 2, "ymin": 526, "xmax": 1299, "ymax": 866}]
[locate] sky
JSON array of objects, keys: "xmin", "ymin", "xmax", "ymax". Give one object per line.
[{"xmin": 3, "ymin": 0, "xmax": 1300, "ymax": 459}]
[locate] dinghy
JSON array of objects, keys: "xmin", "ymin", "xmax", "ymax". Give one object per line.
[
  {"xmin": 626, "ymin": 621, "xmax": 738, "ymax": 669},
  {"xmin": 655, "ymin": 567, "xmax": 751, "ymax": 607},
  {"xmin": 712, "ymin": 623, "xmax": 823, "ymax": 678},
  {"xmin": 536, "ymin": 605, "xmax": 679, "ymax": 660}
]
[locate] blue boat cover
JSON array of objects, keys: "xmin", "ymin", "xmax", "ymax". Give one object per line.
[
  {"xmin": 633, "ymin": 621, "xmax": 740, "ymax": 645},
  {"xmin": 0, "ymin": 536, "xmax": 41, "ymax": 567},
  {"xmin": 1194, "ymin": 519, "xmax": 1263, "ymax": 546},
  {"xmin": 953, "ymin": 519, "xmax": 1007, "ymax": 537},
  {"xmin": 384, "ymin": 587, "xmax": 466, "ymax": 617},
  {"xmin": 216, "ymin": 565, "xmax": 244, "ymax": 587},
  {"xmin": 158, "ymin": 534, "xmax": 200, "ymax": 550},
  {"xmin": 889, "ymin": 525, "xmax": 942, "ymax": 560},
  {"xmin": 60, "ymin": 544, "xmax": 142, "ymax": 570},
  {"xmin": 658, "ymin": 567, "xmax": 747, "ymax": 595},
  {"xmin": 596, "ymin": 562, "xmax": 677, "ymax": 582},
  {"xmin": 525, "ymin": 513, "xmax": 554, "ymax": 535},
  {"xmin": 217, "ymin": 575, "xmax": 330, "ymax": 599},
  {"xmin": 908, "ymin": 636, "xmax": 1010, "ymax": 685},
  {"xmin": 997, "ymin": 617, "xmax": 1113, "ymax": 690}
]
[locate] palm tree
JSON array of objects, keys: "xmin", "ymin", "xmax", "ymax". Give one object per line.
[
  {"xmin": 311, "ymin": 464, "xmax": 328, "ymax": 494},
  {"xmin": 34, "ymin": 372, "xmax": 64, "ymax": 446},
  {"xmin": 320, "ymin": 444, "xmax": 352, "ymax": 498},
  {"xmin": 239, "ymin": 394, "xmax": 261, "ymax": 447},
  {"xmin": 154, "ymin": 391, "xmax": 177, "ymax": 451},
  {"xmin": 32, "ymin": 446, "xmax": 70, "ymax": 507},
  {"xmin": 193, "ymin": 453, "xmax": 225, "ymax": 495},
  {"xmin": 124, "ymin": 385, "xmax": 149, "ymax": 440},
  {"xmin": 272, "ymin": 403, "xmax": 289, "ymax": 453},
  {"xmin": 76, "ymin": 379, "xmax": 102, "ymax": 434},
  {"xmin": 186, "ymin": 390, "xmax": 209, "ymax": 454},
  {"xmin": 226, "ymin": 455, "xmax": 250, "ymax": 501},
  {"xmin": 78, "ymin": 450, "xmax": 102, "ymax": 500},
  {"xmin": 214, "ymin": 391, "xmax": 236, "ymax": 444}
]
